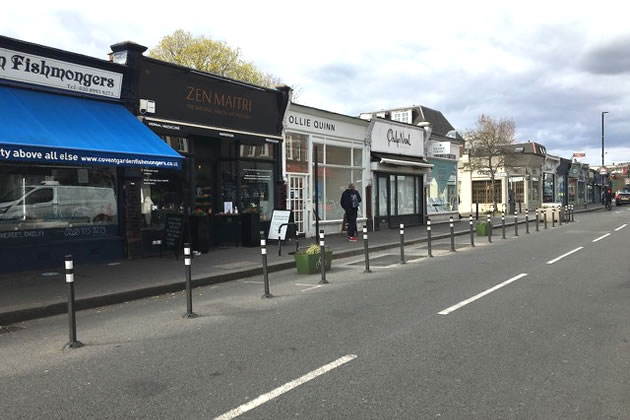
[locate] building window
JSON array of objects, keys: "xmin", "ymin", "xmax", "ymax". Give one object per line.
[
  {"xmin": 0, "ymin": 164, "xmax": 118, "ymax": 232},
  {"xmin": 472, "ymin": 180, "xmax": 502, "ymax": 204},
  {"xmin": 392, "ymin": 111, "xmax": 409, "ymax": 124},
  {"xmin": 286, "ymin": 133, "xmax": 308, "ymax": 173},
  {"xmin": 313, "ymin": 140, "xmax": 363, "ymax": 221}
]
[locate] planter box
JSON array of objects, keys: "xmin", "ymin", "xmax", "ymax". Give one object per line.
[
  {"xmin": 294, "ymin": 251, "xmax": 333, "ymax": 274},
  {"xmin": 476, "ymin": 221, "xmax": 489, "ymax": 236}
]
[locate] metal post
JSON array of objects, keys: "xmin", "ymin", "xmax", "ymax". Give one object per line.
[
  {"xmin": 487, "ymin": 213, "xmax": 492, "ymax": 243},
  {"xmin": 559, "ymin": 206, "xmax": 563, "ymax": 226},
  {"xmin": 400, "ymin": 223, "xmax": 406, "ymax": 264},
  {"xmin": 514, "ymin": 211, "xmax": 519, "ymax": 236},
  {"xmin": 552, "ymin": 207, "xmax": 556, "ymax": 227},
  {"xmin": 571, "ymin": 204, "xmax": 575, "ymax": 222},
  {"xmin": 525, "ymin": 209, "xmax": 530, "ymax": 233},
  {"xmin": 501, "ymin": 211, "xmax": 506, "ymax": 239},
  {"xmin": 544, "ymin": 210, "xmax": 548, "ymax": 229},
  {"xmin": 565, "ymin": 205, "xmax": 569, "ymax": 223},
  {"xmin": 261, "ymin": 232, "xmax": 272, "ymax": 298},
  {"xmin": 535, "ymin": 208, "xmax": 539, "ymax": 231},
  {"xmin": 476, "ymin": 202, "xmax": 479, "ymax": 220},
  {"xmin": 469, "ymin": 214, "xmax": 475, "ymax": 247},
  {"xmin": 427, "ymin": 219, "xmax": 433, "ymax": 257},
  {"xmin": 183, "ymin": 243, "xmax": 197, "ymax": 317},
  {"xmin": 319, "ymin": 230, "xmax": 328, "ymax": 284},
  {"xmin": 362, "ymin": 226, "xmax": 371, "ymax": 273},
  {"xmin": 449, "ymin": 217, "xmax": 455, "ymax": 252},
  {"xmin": 64, "ymin": 255, "xmax": 83, "ymax": 349},
  {"xmin": 314, "ymin": 146, "xmax": 320, "ymax": 236}
]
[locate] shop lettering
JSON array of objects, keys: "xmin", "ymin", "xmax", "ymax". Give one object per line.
[
  {"xmin": 3, "ymin": 54, "xmax": 115, "ymax": 88},
  {"xmin": 288, "ymin": 115, "xmax": 336, "ymax": 132},
  {"xmin": 387, "ymin": 128, "xmax": 411, "ymax": 147},
  {"xmin": 185, "ymin": 86, "xmax": 252, "ymax": 112}
]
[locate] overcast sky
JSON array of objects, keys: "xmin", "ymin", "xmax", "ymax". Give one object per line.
[{"xmin": 2, "ymin": 1, "xmax": 629, "ymax": 166}]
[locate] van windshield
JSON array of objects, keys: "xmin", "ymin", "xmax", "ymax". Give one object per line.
[{"xmin": 0, "ymin": 187, "xmax": 34, "ymax": 203}]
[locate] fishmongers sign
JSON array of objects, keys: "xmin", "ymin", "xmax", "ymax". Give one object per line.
[{"xmin": 0, "ymin": 47, "xmax": 122, "ymax": 99}]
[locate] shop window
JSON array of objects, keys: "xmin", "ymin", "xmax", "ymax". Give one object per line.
[
  {"xmin": 0, "ymin": 165, "xmax": 117, "ymax": 232},
  {"xmin": 531, "ymin": 179, "xmax": 540, "ymax": 201},
  {"xmin": 397, "ymin": 175, "xmax": 416, "ymax": 215},
  {"xmin": 313, "ymin": 142, "xmax": 324, "ymax": 164},
  {"xmin": 543, "ymin": 173, "xmax": 555, "ymax": 203},
  {"xmin": 141, "ymin": 168, "xmax": 185, "ymax": 229},
  {"xmin": 162, "ymin": 136, "xmax": 189, "ymax": 153},
  {"xmin": 325, "ymin": 167, "xmax": 352, "ymax": 220},
  {"xmin": 326, "ymin": 145, "xmax": 351, "ymax": 165},
  {"xmin": 240, "ymin": 161, "xmax": 274, "ymax": 221},
  {"xmin": 286, "ymin": 133, "xmax": 308, "ymax": 173},
  {"xmin": 472, "ymin": 180, "xmax": 501, "ymax": 204},
  {"xmin": 428, "ymin": 163, "xmax": 457, "ymax": 213},
  {"xmin": 353, "ymin": 149, "xmax": 363, "ymax": 167},
  {"xmin": 377, "ymin": 176, "xmax": 388, "ymax": 217}
]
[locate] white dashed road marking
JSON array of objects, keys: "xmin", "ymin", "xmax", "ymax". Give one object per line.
[
  {"xmin": 546, "ymin": 247, "xmax": 584, "ymax": 265},
  {"xmin": 438, "ymin": 273, "xmax": 528, "ymax": 315},
  {"xmin": 592, "ymin": 233, "xmax": 611, "ymax": 242},
  {"xmin": 214, "ymin": 354, "xmax": 358, "ymax": 420},
  {"xmin": 614, "ymin": 224, "xmax": 627, "ymax": 231}
]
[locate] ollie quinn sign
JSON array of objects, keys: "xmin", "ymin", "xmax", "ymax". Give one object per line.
[
  {"xmin": 369, "ymin": 120, "xmax": 424, "ymax": 157},
  {"xmin": 0, "ymin": 47, "xmax": 122, "ymax": 99}
]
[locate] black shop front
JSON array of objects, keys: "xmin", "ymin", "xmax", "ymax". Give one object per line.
[{"xmin": 109, "ymin": 43, "xmax": 290, "ymax": 253}]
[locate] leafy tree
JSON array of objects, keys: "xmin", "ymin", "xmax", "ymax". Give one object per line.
[
  {"xmin": 148, "ymin": 29, "xmax": 281, "ymax": 88},
  {"xmin": 462, "ymin": 114, "xmax": 517, "ymax": 212}
]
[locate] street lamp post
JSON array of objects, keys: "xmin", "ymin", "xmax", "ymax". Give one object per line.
[{"xmin": 602, "ymin": 111, "xmax": 609, "ymax": 204}]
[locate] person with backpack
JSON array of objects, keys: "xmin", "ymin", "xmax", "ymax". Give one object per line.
[{"xmin": 340, "ymin": 183, "xmax": 361, "ymax": 241}]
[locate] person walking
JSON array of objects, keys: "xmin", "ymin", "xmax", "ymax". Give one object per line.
[{"xmin": 340, "ymin": 183, "xmax": 361, "ymax": 241}]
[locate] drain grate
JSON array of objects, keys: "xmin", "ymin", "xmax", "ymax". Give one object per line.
[{"xmin": 0, "ymin": 325, "xmax": 23, "ymax": 334}]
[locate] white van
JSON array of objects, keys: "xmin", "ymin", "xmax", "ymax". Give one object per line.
[{"xmin": 0, "ymin": 182, "xmax": 117, "ymax": 224}]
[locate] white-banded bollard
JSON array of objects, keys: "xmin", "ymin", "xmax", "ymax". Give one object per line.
[
  {"xmin": 362, "ymin": 226, "xmax": 371, "ymax": 273},
  {"xmin": 63, "ymin": 255, "xmax": 83, "ymax": 349},
  {"xmin": 427, "ymin": 219, "xmax": 433, "ymax": 257},
  {"xmin": 319, "ymin": 230, "xmax": 328, "ymax": 284},
  {"xmin": 552, "ymin": 207, "xmax": 556, "ymax": 227},
  {"xmin": 400, "ymin": 223, "xmax": 406, "ymax": 264},
  {"xmin": 525, "ymin": 209, "xmax": 530, "ymax": 233},
  {"xmin": 469, "ymin": 214, "xmax": 475, "ymax": 247},
  {"xmin": 564, "ymin": 205, "xmax": 568, "ymax": 223},
  {"xmin": 571, "ymin": 204, "xmax": 575, "ymax": 222},
  {"xmin": 487, "ymin": 213, "xmax": 492, "ymax": 243},
  {"xmin": 261, "ymin": 232, "xmax": 273, "ymax": 298},
  {"xmin": 535, "ymin": 208, "xmax": 540, "ymax": 231},
  {"xmin": 183, "ymin": 243, "xmax": 197, "ymax": 318},
  {"xmin": 514, "ymin": 210, "xmax": 519, "ymax": 236},
  {"xmin": 501, "ymin": 211, "xmax": 506, "ymax": 239},
  {"xmin": 449, "ymin": 217, "xmax": 456, "ymax": 252}
]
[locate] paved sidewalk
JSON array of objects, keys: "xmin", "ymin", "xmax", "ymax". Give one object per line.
[{"xmin": 0, "ymin": 204, "xmax": 603, "ymax": 324}]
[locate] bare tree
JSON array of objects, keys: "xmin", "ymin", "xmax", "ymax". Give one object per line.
[{"xmin": 462, "ymin": 114, "xmax": 517, "ymax": 212}]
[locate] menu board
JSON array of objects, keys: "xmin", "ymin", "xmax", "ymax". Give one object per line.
[
  {"xmin": 162, "ymin": 213, "xmax": 185, "ymax": 257},
  {"xmin": 268, "ymin": 209, "xmax": 292, "ymax": 240}
]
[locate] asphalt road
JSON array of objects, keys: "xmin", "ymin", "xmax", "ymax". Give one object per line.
[{"xmin": 1, "ymin": 208, "xmax": 629, "ymax": 419}]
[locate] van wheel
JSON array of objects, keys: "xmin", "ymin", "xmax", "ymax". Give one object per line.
[{"xmin": 93, "ymin": 214, "xmax": 112, "ymax": 223}]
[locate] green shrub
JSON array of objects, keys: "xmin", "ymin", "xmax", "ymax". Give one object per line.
[{"xmin": 304, "ymin": 244, "xmax": 321, "ymax": 255}]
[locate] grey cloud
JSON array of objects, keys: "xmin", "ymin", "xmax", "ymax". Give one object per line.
[
  {"xmin": 579, "ymin": 35, "xmax": 630, "ymax": 75},
  {"xmin": 310, "ymin": 63, "xmax": 359, "ymax": 83}
]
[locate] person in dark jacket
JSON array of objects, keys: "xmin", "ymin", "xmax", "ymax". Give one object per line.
[{"xmin": 340, "ymin": 183, "xmax": 361, "ymax": 241}]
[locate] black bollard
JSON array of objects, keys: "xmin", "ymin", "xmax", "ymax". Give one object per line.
[
  {"xmin": 427, "ymin": 219, "xmax": 433, "ymax": 257},
  {"xmin": 400, "ymin": 224, "xmax": 406, "ymax": 264},
  {"xmin": 476, "ymin": 202, "xmax": 479, "ymax": 220},
  {"xmin": 525, "ymin": 209, "xmax": 530, "ymax": 233},
  {"xmin": 514, "ymin": 211, "xmax": 519, "ymax": 236},
  {"xmin": 501, "ymin": 211, "xmax": 506, "ymax": 239},
  {"xmin": 63, "ymin": 255, "xmax": 83, "ymax": 349},
  {"xmin": 487, "ymin": 213, "xmax": 493, "ymax": 243},
  {"xmin": 559, "ymin": 206, "xmax": 563, "ymax": 226},
  {"xmin": 183, "ymin": 243, "xmax": 197, "ymax": 318},
  {"xmin": 535, "ymin": 208, "xmax": 539, "ymax": 231},
  {"xmin": 571, "ymin": 204, "xmax": 575, "ymax": 222},
  {"xmin": 552, "ymin": 207, "xmax": 556, "ymax": 227},
  {"xmin": 260, "ymin": 232, "xmax": 273, "ymax": 298},
  {"xmin": 469, "ymin": 214, "xmax": 475, "ymax": 247},
  {"xmin": 362, "ymin": 226, "xmax": 371, "ymax": 273},
  {"xmin": 319, "ymin": 230, "xmax": 328, "ymax": 285},
  {"xmin": 449, "ymin": 217, "xmax": 455, "ymax": 252},
  {"xmin": 544, "ymin": 210, "xmax": 548, "ymax": 229}
]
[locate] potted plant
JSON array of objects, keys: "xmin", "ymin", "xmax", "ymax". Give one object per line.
[{"xmin": 294, "ymin": 243, "xmax": 333, "ymax": 274}]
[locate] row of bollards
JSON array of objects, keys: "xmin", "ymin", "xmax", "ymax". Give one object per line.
[{"xmin": 61, "ymin": 203, "xmax": 579, "ymax": 349}]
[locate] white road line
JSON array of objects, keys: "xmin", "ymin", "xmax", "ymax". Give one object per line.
[
  {"xmin": 592, "ymin": 233, "xmax": 611, "ymax": 242},
  {"xmin": 213, "ymin": 354, "xmax": 357, "ymax": 420},
  {"xmin": 301, "ymin": 285, "xmax": 323, "ymax": 292},
  {"xmin": 438, "ymin": 273, "xmax": 528, "ymax": 315},
  {"xmin": 546, "ymin": 247, "xmax": 584, "ymax": 265},
  {"xmin": 240, "ymin": 280, "xmax": 264, "ymax": 285},
  {"xmin": 614, "ymin": 224, "xmax": 627, "ymax": 231}
]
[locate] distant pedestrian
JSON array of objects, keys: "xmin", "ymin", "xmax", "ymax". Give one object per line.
[{"xmin": 340, "ymin": 183, "xmax": 361, "ymax": 241}]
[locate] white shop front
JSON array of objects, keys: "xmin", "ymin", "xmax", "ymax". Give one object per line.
[{"xmin": 283, "ymin": 103, "xmax": 369, "ymax": 238}]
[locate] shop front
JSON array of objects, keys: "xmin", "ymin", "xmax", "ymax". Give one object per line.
[
  {"xmin": 109, "ymin": 42, "xmax": 290, "ymax": 251},
  {"xmin": 284, "ymin": 104, "xmax": 368, "ymax": 237},
  {"xmin": 556, "ymin": 158, "xmax": 571, "ymax": 205},
  {"xmin": 426, "ymin": 141, "xmax": 459, "ymax": 221},
  {"xmin": 367, "ymin": 119, "xmax": 431, "ymax": 230},
  {"xmin": 0, "ymin": 36, "xmax": 183, "ymax": 272}
]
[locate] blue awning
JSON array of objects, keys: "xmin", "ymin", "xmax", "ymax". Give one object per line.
[{"xmin": 0, "ymin": 85, "xmax": 183, "ymax": 169}]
